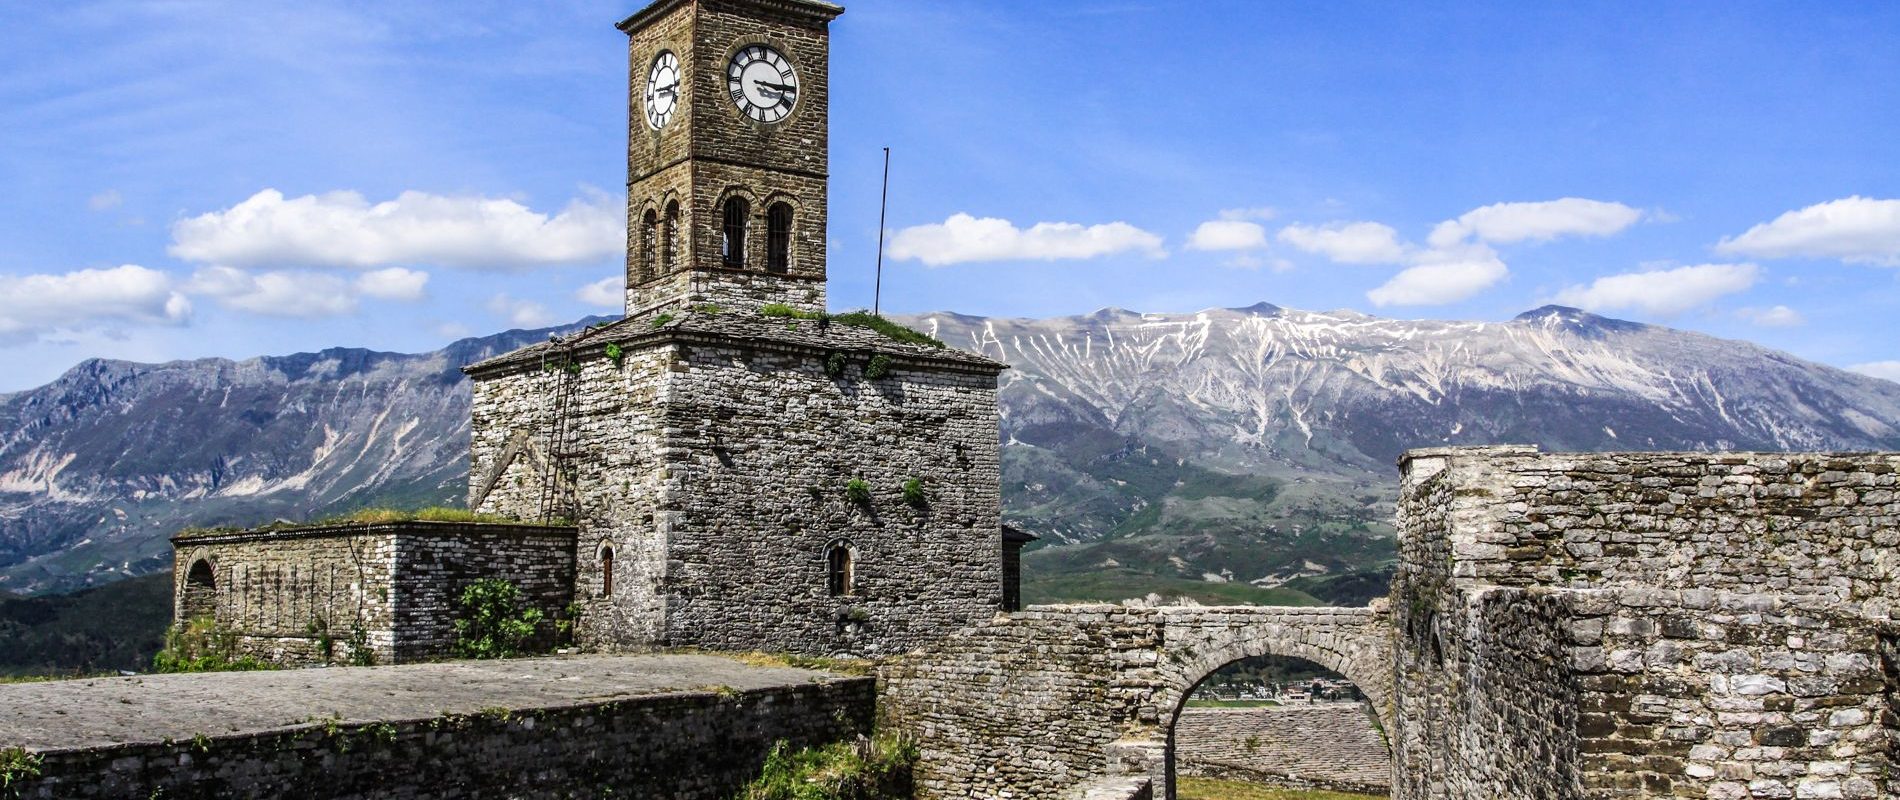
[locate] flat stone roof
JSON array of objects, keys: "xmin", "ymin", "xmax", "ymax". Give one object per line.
[{"xmin": 1, "ymin": 653, "xmax": 860, "ymax": 752}]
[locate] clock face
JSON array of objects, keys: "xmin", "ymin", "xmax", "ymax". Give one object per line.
[
  {"xmin": 726, "ymin": 44, "xmax": 798, "ymax": 123},
  {"xmin": 644, "ymin": 51, "xmax": 681, "ymax": 130}
]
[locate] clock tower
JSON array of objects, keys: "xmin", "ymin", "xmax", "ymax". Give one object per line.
[{"xmin": 617, "ymin": 0, "xmax": 842, "ymax": 317}]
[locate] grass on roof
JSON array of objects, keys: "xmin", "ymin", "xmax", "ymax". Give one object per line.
[
  {"xmin": 177, "ymin": 507, "xmax": 561, "ymax": 537},
  {"xmin": 758, "ymin": 304, "xmax": 945, "ymax": 349}
]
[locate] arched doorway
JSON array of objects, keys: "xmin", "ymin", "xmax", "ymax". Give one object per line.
[
  {"xmin": 1168, "ymin": 654, "xmax": 1391, "ymax": 799},
  {"xmin": 181, "ymin": 558, "xmax": 217, "ymax": 621}
]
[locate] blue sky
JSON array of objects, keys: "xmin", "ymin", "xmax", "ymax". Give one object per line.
[{"xmin": 3, "ymin": 1, "xmax": 1899, "ymax": 392}]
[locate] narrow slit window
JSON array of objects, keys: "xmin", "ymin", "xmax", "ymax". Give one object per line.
[
  {"xmin": 600, "ymin": 545, "xmax": 615, "ymax": 597},
  {"xmin": 766, "ymin": 203, "xmax": 792, "ymax": 274},
  {"xmin": 826, "ymin": 542, "xmax": 854, "ymax": 597},
  {"xmin": 722, "ymin": 197, "xmax": 749, "ymax": 267}
]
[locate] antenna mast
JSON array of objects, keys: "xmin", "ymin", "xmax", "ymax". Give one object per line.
[{"xmin": 874, "ymin": 146, "xmax": 890, "ymax": 316}]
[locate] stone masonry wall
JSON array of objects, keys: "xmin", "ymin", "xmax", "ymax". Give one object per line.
[
  {"xmin": 1392, "ymin": 446, "xmax": 1900, "ymax": 800},
  {"xmin": 1405, "ymin": 447, "xmax": 1900, "ymax": 613},
  {"xmin": 390, "ymin": 527, "xmax": 576, "ymax": 661},
  {"xmin": 469, "ymin": 316, "xmax": 1006, "ymax": 658},
  {"xmin": 879, "ymin": 605, "xmax": 1392, "ymax": 800},
  {"xmin": 469, "ymin": 345, "xmax": 673, "ymax": 649},
  {"xmin": 1883, "ymin": 628, "xmax": 1900, "ymax": 796},
  {"xmin": 14, "ymin": 677, "xmax": 874, "ymax": 800},
  {"xmin": 172, "ymin": 531, "xmax": 396, "ymax": 664},
  {"xmin": 658, "ymin": 334, "xmax": 1002, "ymax": 656},
  {"xmin": 172, "ymin": 523, "xmax": 575, "ymax": 666}
]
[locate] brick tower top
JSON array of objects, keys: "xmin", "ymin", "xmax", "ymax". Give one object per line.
[{"xmin": 617, "ymin": 0, "xmax": 845, "ymax": 318}]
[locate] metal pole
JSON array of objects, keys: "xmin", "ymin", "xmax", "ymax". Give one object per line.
[{"xmin": 874, "ymin": 146, "xmax": 890, "ymax": 317}]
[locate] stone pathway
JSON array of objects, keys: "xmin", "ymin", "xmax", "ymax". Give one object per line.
[{"xmin": 0, "ymin": 653, "xmax": 847, "ymax": 751}]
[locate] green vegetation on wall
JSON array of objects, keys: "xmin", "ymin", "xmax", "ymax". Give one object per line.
[{"xmin": 452, "ymin": 578, "xmax": 546, "ymax": 659}]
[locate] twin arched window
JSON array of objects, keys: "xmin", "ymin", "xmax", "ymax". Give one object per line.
[{"xmin": 719, "ymin": 197, "xmax": 795, "ymax": 272}]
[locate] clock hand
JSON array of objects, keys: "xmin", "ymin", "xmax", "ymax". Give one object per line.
[{"xmin": 752, "ymin": 80, "xmax": 797, "ymax": 93}]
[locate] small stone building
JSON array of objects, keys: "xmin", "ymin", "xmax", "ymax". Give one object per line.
[{"xmin": 171, "ymin": 521, "xmax": 575, "ymax": 664}]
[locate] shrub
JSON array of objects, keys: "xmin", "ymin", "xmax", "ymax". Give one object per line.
[
  {"xmin": 152, "ymin": 616, "xmax": 276, "ymax": 674},
  {"xmin": 1, "ymin": 747, "xmax": 42, "ymax": 798},
  {"xmin": 652, "ymin": 313, "xmax": 675, "ymax": 328},
  {"xmin": 900, "ymin": 478, "xmax": 927, "ymax": 509},
  {"xmin": 824, "ymin": 352, "xmax": 848, "ymax": 377},
  {"xmin": 604, "ymin": 342, "xmax": 624, "ymax": 365},
  {"xmin": 863, "ymin": 355, "xmax": 893, "ymax": 380},
  {"xmin": 452, "ymin": 579, "xmax": 545, "ymax": 659},
  {"xmin": 737, "ymin": 734, "xmax": 917, "ymax": 800},
  {"xmin": 844, "ymin": 478, "xmax": 872, "ymax": 507}
]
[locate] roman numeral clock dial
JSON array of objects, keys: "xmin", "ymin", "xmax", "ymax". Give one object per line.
[
  {"xmin": 644, "ymin": 51, "xmax": 680, "ymax": 129},
  {"xmin": 727, "ymin": 45, "xmax": 797, "ymax": 123}
]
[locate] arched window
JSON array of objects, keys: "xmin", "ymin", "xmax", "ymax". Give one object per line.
[
  {"xmin": 183, "ymin": 558, "xmax": 217, "ymax": 621},
  {"xmin": 766, "ymin": 203, "xmax": 793, "ymax": 274},
  {"xmin": 663, "ymin": 201, "xmax": 680, "ymax": 272},
  {"xmin": 639, "ymin": 209, "xmax": 658, "ymax": 283},
  {"xmin": 599, "ymin": 544, "xmax": 615, "ymax": 597},
  {"xmin": 826, "ymin": 541, "xmax": 854, "ymax": 597},
  {"xmin": 721, "ymin": 196, "xmax": 749, "ymax": 267}
]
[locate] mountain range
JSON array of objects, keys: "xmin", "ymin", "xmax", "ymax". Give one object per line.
[{"xmin": 3, "ymin": 303, "xmax": 1896, "ymax": 605}]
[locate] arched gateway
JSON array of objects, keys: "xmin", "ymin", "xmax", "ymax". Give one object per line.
[{"xmin": 880, "ymin": 604, "xmax": 1394, "ymax": 800}]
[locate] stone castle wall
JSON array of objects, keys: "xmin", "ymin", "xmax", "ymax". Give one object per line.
[
  {"xmin": 658, "ymin": 334, "xmax": 1002, "ymax": 656},
  {"xmin": 172, "ymin": 530, "xmax": 398, "ymax": 664},
  {"xmin": 1392, "ymin": 447, "xmax": 1900, "ymax": 800},
  {"xmin": 878, "ymin": 605, "xmax": 1393, "ymax": 799},
  {"xmin": 468, "ymin": 317, "xmax": 1005, "ymax": 658},
  {"xmin": 12, "ymin": 674, "xmax": 873, "ymax": 800},
  {"xmin": 171, "ymin": 523, "xmax": 574, "ymax": 666},
  {"xmin": 1402, "ymin": 446, "xmax": 1900, "ymax": 610}
]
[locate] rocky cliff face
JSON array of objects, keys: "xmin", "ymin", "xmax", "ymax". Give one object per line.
[{"xmin": 3, "ymin": 303, "xmax": 1896, "ymax": 599}]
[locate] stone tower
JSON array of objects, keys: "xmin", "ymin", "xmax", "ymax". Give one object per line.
[
  {"xmin": 619, "ymin": 0, "xmax": 838, "ymax": 317},
  {"xmin": 462, "ymin": 0, "xmax": 1010, "ymax": 658}
]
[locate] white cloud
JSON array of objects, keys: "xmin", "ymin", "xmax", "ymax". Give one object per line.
[
  {"xmin": 88, "ymin": 189, "xmax": 123, "ymax": 212},
  {"xmin": 1428, "ymin": 198, "xmax": 1644, "ymax": 248},
  {"xmin": 1278, "ymin": 221, "xmax": 1408, "ymax": 265},
  {"xmin": 188, "ymin": 266, "xmax": 357, "ymax": 318},
  {"xmin": 353, "ymin": 267, "xmax": 429, "ymax": 301},
  {"xmin": 0, "ymin": 265, "xmax": 191, "ymax": 342},
  {"xmin": 1735, "ymin": 305, "xmax": 1805, "ymax": 328},
  {"xmin": 169, "ymin": 188, "xmax": 624, "ymax": 271},
  {"xmin": 435, "ymin": 322, "xmax": 473, "ymax": 339},
  {"xmin": 1365, "ymin": 247, "xmax": 1509, "ymax": 306},
  {"xmin": 1849, "ymin": 361, "xmax": 1900, "ymax": 383},
  {"xmin": 487, "ymin": 293, "xmax": 557, "ymax": 328},
  {"xmin": 1218, "ymin": 207, "xmax": 1276, "ymax": 221},
  {"xmin": 1187, "ymin": 219, "xmax": 1268, "ymax": 252},
  {"xmin": 576, "ymin": 276, "xmax": 624, "ymax": 308},
  {"xmin": 1715, "ymin": 196, "xmax": 1900, "ymax": 266},
  {"xmin": 887, "ymin": 213, "xmax": 1165, "ymax": 266},
  {"xmin": 1551, "ymin": 263, "xmax": 1760, "ymax": 317}
]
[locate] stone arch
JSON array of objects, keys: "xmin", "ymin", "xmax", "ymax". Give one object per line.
[
  {"xmin": 181, "ymin": 556, "xmax": 218, "ymax": 622},
  {"xmin": 636, "ymin": 205, "xmax": 659, "ymax": 284},
  {"xmin": 1145, "ymin": 610, "xmax": 1395, "ymax": 800},
  {"xmin": 714, "ymin": 186, "xmax": 759, "ymax": 270}
]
